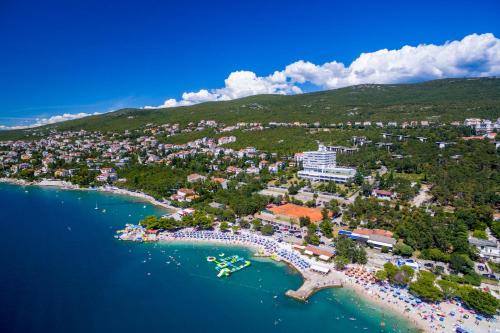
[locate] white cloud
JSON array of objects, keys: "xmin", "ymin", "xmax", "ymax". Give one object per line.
[
  {"xmin": 148, "ymin": 33, "xmax": 500, "ymax": 108},
  {"xmin": 0, "ymin": 112, "xmax": 100, "ymax": 130}
]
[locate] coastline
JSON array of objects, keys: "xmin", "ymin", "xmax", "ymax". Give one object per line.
[
  {"xmin": 2, "ymin": 178, "xmax": 495, "ymax": 332},
  {"xmin": 155, "ymin": 235, "xmax": 425, "ymax": 332},
  {"xmin": 0, "ymin": 178, "xmax": 179, "ymax": 213},
  {"xmin": 151, "ymin": 234, "xmax": 498, "ymax": 333}
]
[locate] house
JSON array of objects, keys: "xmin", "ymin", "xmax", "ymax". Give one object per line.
[
  {"xmin": 245, "ymin": 166, "xmax": 260, "ymax": 175},
  {"xmin": 226, "ymin": 166, "xmax": 242, "ymax": 174},
  {"xmin": 258, "ymin": 160, "xmax": 269, "ymax": 169},
  {"xmin": 54, "ymin": 169, "xmax": 71, "ymax": 178},
  {"xmin": 211, "ymin": 177, "xmax": 228, "ymax": 189},
  {"xmin": 469, "ymin": 237, "xmax": 500, "ymax": 263},
  {"xmin": 372, "ymin": 189, "xmax": 394, "ymax": 200},
  {"xmin": 171, "ymin": 188, "xmax": 198, "ymax": 202},
  {"xmin": 187, "ymin": 173, "xmax": 207, "ymax": 183}
]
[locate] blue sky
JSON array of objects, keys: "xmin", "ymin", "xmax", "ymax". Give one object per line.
[{"xmin": 1, "ymin": 0, "xmax": 499, "ymax": 128}]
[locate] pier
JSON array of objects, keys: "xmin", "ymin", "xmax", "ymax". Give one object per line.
[{"xmin": 286, "ymin": 271, "xmax": 343, "ymax": 301}]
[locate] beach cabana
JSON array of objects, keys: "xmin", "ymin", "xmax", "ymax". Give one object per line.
[{"xmin": 310, "ymin": 264, "xmax": 330, "ymax": 274}]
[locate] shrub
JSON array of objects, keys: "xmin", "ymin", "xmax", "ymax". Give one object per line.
[{"xmin": 393, "ymin": 243, "xmax": 414, "ymax": 257}]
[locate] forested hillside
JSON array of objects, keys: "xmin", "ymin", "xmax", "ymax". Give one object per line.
[{"xmin": 1, "ymin": 77, "xmax": 499, "ymax": 140}]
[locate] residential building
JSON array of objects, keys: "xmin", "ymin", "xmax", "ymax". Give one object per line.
[{"xmin": 297, "ymin": 144, "xmax": 356, "ymax": 183}]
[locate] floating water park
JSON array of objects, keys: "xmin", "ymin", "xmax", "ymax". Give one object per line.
[{"xmin": 207, "ymin": 254, "xmax": 251, "ymax": 277}]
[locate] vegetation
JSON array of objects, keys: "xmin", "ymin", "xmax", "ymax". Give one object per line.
[
  {"xmin": 409, "ymin": 271, "xmax": 444, "ymax": 302},
  {"xmin": 2, "ymin": 78, "xmax": 500, "ymax": 140},
  {"xmin": 377, "ymin": 262, "xmax": 414, "ymax": 285},
  {"xmin": 335, "ymin": 237, "xmax": 367, "ymax": 264}
]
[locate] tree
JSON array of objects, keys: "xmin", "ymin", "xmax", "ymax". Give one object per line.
[
  {"xmin": 220, "ymin": 221, "xmax": 229, "ymax": 232},
  {"xmin": 461, "ymin": 288, "xmax": 499, "ymax": 316},
  {"xmin": 361, "ymin": 182, "xmax": 373, "ymax": 197},
  {"xmin": 449, "ymin": 253, "xmax": 474, "ymax": 274},
  {"xmin": 335, "ymin": 237, "xmax": 367, "ymax": 264},
  {"xmin": 375, "ymin": 269, "xmax": 388, "ymax": 281},
  {"xmin": 398, "ymin": 265, "xmax": 415, "ymax": 284},
  {"xmin": 393, "ymin": 243, "xmax": 414, "ymax": 257},
  {"xmin": 299, "ymin": 216, "xmax": 311, "ymax": 227},
  {"xmin": 383, "ymin": 262, "xmax": 399, "ymax": 282},
  {"xmin": 305, "ymin": 224, "xmax": 320, "ymax": 245},
  {"xmin": 472, "ymin": 229, "xmax": 487, "ymax": 239},
  {"xmin": 354, "ymin": 171, "xmax": 364, "ymax": 186},
  {"xmin": 261, "ymin": 224, "xmax": 275, "ymax": 236},
  {"xmin": 436, "ymin": 279, "xmax": 460, "ymax": 299},
  {"xmin": 140, "ymin": 215, "xmax": 161, "ymax": 229},
  {"xmin": 334, "ymin": 256, "xmax": 349, "ymax": 270},
  {"xmin": 354, "ymin": 246, "xmax": 367, "ymax": 264},
  {"xmin": 319, "ymin": 220, "xmax": 333, "ymax": 238},
  {"xmin": 409, "ymin": 271, "xmax": 444, "ymax": 302},
  {"xmin": 252, "ymin": 219, "xmax": 262, "ymax": 231}
]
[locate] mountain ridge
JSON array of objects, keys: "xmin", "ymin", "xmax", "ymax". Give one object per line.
[{"xmin": 1, "ymin": 77, "xmax": 500, "ymax": 140}]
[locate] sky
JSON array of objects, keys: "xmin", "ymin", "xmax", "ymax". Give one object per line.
[{"xmin": 0, "ymin": 0, "xmax": 499, "ymax": 128}]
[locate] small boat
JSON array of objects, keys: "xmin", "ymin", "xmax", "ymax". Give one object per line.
[{"xmin": 94, "ymin": 203, "xmax": 99, "ymax": 210}]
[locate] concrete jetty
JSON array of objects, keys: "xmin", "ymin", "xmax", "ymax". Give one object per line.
[{"xmin": 286, "ymin": 272, "xmax": 343, "ymax": 301}]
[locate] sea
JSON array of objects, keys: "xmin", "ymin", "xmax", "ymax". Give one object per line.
[{"xmin": 0, "ymin": 183, "xmax": 418, "ymax": 333}]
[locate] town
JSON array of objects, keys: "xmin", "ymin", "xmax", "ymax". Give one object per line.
[{"xmin": 1, "ymin": 116, "xmax": 500, "ymax": 330}]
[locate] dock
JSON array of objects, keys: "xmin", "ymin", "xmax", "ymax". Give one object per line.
[{"xmin": 286, "ymin": 272, "xmax": 343, "ymax": 301}]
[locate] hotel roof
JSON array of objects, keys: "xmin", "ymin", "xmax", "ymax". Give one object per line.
[{"xmin": 268, "ymin": 203, "xmax": 326, "ymax": 223}]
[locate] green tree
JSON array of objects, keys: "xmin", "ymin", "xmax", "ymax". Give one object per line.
[
  {"xmin": 334, "ymin": 256, "xmax": 349, "ymax": 270},
  {"xmin": 449, "ymin": 253, "xmax": 474, "ymax": 274},
  {"xmin": 375, "ymin": 269, "xmax": 388, "ymax": 281},
  {"xmin": 252, "ymin": 219, "xmax": 262, "ymax": 231},
  {"xmin": 299, "ymin": 216, "xmax": 311, "ymax": 227},
  {"xmin": 319, "ymin": 220, "xmax": 333, "ymax": 238},
  {"xmin": 409, "ymin": 271, "xmax": 443, "ymax": 302},
  {"xmin": 460, "ymin": 288, "xmax": 499, "ymax": 316},
  {"xmin": 261, "ymin": 224, "xmax": 275, "ymax": 236},
  {"xmin": 393, "ymin": 243, "xmax": 414, "ymax": 257},
  {"xmin": 220, "ymin": 221, "xmax": 229, "ymax": 232},
  {"xmin": 436, "ymin": 279, "xmax": 460, "ymax": 299}
]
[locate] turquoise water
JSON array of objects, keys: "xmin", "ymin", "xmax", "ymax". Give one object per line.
[{"xmin": 0, "ymin": 183, "xmax": 418, "ymax": 333}]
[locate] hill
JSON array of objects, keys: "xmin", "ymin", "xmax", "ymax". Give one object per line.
[{"xmin": 1, "ymin": 77, "xmax": 500, "ymax": 140}]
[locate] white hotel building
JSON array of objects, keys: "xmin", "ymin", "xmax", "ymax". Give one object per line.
[{"xmin": 297, "ymin": 145, "xmax": 356, "ymax": 183}]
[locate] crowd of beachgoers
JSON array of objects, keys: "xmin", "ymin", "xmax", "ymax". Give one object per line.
[{"xmin": 343, "ymin": 267, "xmax": 498, "ymax": 333}]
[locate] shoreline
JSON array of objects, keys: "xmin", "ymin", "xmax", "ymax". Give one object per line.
[
  {"xmin": 0, "ymin": 178, "xmax": 179, "ymax": 213},
  {"xmin": 155, "ymin": 235, "xmax": 425, "ymax": 332},
  {"xmin": 2, "ymin": 178, "xmax": 495, "ymax": 332},
  {"xmin": 145, "ymin": 234, "xmax": 498, "ymax": 333}
]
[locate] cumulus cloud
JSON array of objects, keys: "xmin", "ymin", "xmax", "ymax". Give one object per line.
[
  {"xmin": 148, "ymin": 33, "xmax": 500, "ymax": 108},
  {"xmin": 0, "ymin": 112, "xmax": 100, "ymax": 130}
]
